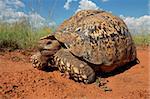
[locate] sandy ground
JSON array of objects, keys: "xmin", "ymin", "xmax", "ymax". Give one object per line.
[{"xmin": 0, "ymin": 47, "xmax": 149, "ymax": 99}]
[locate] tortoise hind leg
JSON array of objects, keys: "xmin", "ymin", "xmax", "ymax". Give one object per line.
[{"xmin": 54, "ymin": 49, "xmax": 95, "ymax": 84}]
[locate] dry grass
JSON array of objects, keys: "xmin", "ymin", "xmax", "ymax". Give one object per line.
[
  {"xmin": 132, "ymin": 34, "xmax": 150, "ymax": 47},
  {"xmin": 0, "ymin": 19, "xmax": 51, "ymax": 50}
]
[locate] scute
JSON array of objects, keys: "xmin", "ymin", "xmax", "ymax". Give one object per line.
[{"xmin": 54, "ymin": 10, "xmax": 136, "ymax": 66}]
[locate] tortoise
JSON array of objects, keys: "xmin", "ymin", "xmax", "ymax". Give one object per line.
[{"xmin": 31, "ymin": 10, "xmax": 137, "ymax": 84}]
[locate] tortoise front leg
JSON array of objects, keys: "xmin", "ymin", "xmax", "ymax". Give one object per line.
[
  {"xmin": 31, "ymin": 51, "xmax": 49, "ymax": 70},
  {"xmin": 31, "ymin": 37, "xmax": 61, "ymax": 70},
  {"xmin": 54, "ymin": 49, "xmax": 96, "ymax": 84}
]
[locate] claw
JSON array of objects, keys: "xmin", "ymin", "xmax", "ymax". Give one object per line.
[{"xmin": 31, "ymin": 52, "xmax": 48, "ymax": 70}]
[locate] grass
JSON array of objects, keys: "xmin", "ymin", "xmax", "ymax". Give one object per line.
[
  {"xmin": 0, "ymin": 19, "xmax": 52, "ymax": 50},
  {"xmin": 132, "ymin": 34, "xmax": 150, "ymax": 47}
]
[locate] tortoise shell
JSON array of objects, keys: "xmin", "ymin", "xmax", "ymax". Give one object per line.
[{"xmin": 54, "ymin": 10, "xmax": 136, "ymax": 67}]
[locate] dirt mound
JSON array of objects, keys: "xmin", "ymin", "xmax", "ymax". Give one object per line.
[{"xmin": 0, "ymin": 48, "xmax": 150, "ymax": 99}]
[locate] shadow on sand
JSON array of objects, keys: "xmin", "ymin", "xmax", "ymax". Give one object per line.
[
  {"xmin": 97, "ymin": 59, "xmax": 140, "ymax": 78},
  {"xmin": 41, "ymin": 66, "xmax": 58, "ymax": 72},
  {"xmin": 41, "ymin": 58, "xmax": 140, "ymax": 79}
]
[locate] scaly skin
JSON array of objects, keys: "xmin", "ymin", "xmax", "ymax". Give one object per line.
[
  {"xmin": 31, "ymin": 51, "xmax": 49, "ymax": 70},
  {"xmin": 54, "ymin": 49, "xmax": 95, "ymax": 84}
]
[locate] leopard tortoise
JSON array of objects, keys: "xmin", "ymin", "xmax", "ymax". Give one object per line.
[{"xmin": 31, "ymin": 10, "xmax": 137, "ymax": 84}]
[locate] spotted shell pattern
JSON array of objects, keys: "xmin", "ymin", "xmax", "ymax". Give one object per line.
[{"xmin": 54, "ymin": 10, "xmax": 136, "ymax": 69}]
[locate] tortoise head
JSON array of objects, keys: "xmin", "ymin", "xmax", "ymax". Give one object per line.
[{"xmin": 38, "ymin": 34, "xmax": 61, "ymax": 56}]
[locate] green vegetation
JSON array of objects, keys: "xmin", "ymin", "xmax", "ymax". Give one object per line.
[
  {"xmin": 132, "ymin": 34, "xmax": 150, "ymax": 46},
  {"xmin": 0, "ymin": 19, "xmax": 53, "ymax": 50}
]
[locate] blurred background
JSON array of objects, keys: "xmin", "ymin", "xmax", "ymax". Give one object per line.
[{"xmin": 0, "ymin": 0, "xmax": 149, "ymax": 50}]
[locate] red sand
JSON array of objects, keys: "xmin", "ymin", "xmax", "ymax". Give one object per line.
[{"xmin": 0, "ymin": 47, "xmax": 149, "ymax": 99}]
